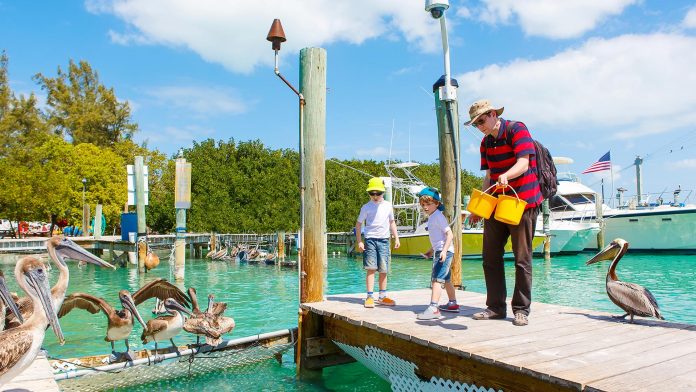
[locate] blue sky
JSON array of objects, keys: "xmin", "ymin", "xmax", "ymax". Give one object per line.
[{"xmin": 2, "ymin": 0, "xmax": 696, "ymax": 202}]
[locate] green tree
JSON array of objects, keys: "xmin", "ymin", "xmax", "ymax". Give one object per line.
[{"xmin": 34, "ymin": 60, "xmax": 137, "ymax": 147}]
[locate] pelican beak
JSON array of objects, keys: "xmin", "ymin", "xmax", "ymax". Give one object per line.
[
  {"xmin": 55, "ymin": 238, "xmax": 115, "ymax": 270},
  {"xmin": 167, "ymin": 299, "xmax": 192, "ymax": 316},
  {"xmin": 0, "ymin": 275, "xmax": 23, "ymax": 323},
  {"xmin": 122, "ymin": 294, "xmax": 147, "ymax": 329},
  {"xmin": 26, "ymin": 266, "xmax": 64, "ymax": 345},
  {"xmin": 586, "ymin": 241, "xmax": 621, "ymax": 265}
]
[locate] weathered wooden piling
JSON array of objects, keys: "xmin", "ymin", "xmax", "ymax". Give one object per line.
[
  {"xmin": 433, "ymin": 77, "xmax": 462, "ymax": 287},
  {"xmin": 174, "ymin": 156, "xmax": 191, "ymax": 281},
  {"xmin": 299, "ymin": 47, "xmax": 327, "ymax": 304},
  {"xmin": 94, "ymin": 204, "xmax": 103, "ymax": 239},
  {"xmin": 134, "ymin": 155, "xmax": 147, "ymax": 272}
]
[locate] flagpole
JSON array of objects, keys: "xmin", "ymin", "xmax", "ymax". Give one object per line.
[
  {"xmin": 610, "ymin": 150, "xmax": 615, "ymax": 208},
  {"xmin": 601, "ymin": 178, "xmax": 605, "ymax": 205}
]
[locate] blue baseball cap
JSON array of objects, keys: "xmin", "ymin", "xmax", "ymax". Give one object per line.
[{"xmin": 417, "ymin": 187, "xmax": 445, "ymax": 211}]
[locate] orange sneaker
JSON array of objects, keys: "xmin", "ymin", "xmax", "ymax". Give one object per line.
[
  {"xmin": 364, "ymin": 297, "xmax": 375, "ymax": 308},
  {"xmin": 377, "ymin": 297, "xmax": 396, "ymax": 306}
]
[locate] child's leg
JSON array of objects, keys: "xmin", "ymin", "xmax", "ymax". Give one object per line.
[
  {"xmin": 366, "ymin": 269, "xmax": 376, "ymax": 295},
  {"xmin": 444, "ymin": 280, "xmax": 456, "ymax": 302},
  {"xmin": 378, "ymin": 272, "xmax": 388, "ymax": 292},
  {"xmin": 430, "ymin": 280, "xmax": 443, "ymax": 304}
]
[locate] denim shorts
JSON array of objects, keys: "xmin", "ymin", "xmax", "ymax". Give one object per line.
[
  {"xmin": 363, "ymin": 238, "xmax": 390, "ymax": 273},
  {"xmin": 431, "ymin": 250, "xmax": 453, "ymax": 283}
]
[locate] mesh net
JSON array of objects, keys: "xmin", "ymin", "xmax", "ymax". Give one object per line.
[{"xmin": 55, "ymin": 341, "xmax": 293, "ymax": 392}]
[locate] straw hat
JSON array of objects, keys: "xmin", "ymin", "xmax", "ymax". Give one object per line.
[
  {"xmin": 366, "ymin": 177, "xmax": 386, "ymax": 192},
  {"xmin": 464, "ymin": 99, "xmax": 504, "ymax": 126}
]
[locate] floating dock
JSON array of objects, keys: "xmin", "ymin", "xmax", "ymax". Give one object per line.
[{"xmin": 301, "ymin": 289, "xmax": 696, "ymax": 391}]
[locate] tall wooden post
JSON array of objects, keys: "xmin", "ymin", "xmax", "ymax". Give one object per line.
[
  {"xmin": 134, "ymin": 156, "xmax": 147, "ymax": 273},
  {"xmin": 542, "ymin": 199, "xmax": 551, "ymax": 261},
  {"xmin": 174, "ymin": 156, "xmax": 191, "ymax": 281},
  {"xmin": 94, "ymin": 204, "xmax": 103, "ymax": 239},
  {"xmin": 299, "ymin": 47, "xmax": 327, "ymax": 303},
  {"xmin": 82, "ymin": 204, "xmax": 91, "ymax": 237},
  {"xmin": 433, "ymin": 76, "xmax": 462, "ymax": 288}
]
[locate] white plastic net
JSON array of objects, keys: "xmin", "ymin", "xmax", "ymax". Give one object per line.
[
  {"xmin": 334, "ymin": 342, "xmax": 500, "ymax": 392},
  {"xmin": 55, "ymin": 341, "xmax": 293, "ymax": 392}
]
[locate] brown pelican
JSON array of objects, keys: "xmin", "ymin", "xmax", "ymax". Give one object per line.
[
  {"xmin": 0, "ymin": 271, "xmax": 23, "ymax": 331},
  {"xmin": 183, "ymin": 288, "xmax": 221, "ymax": 346},
  {"xmin": 57, "ymin": 279, "xmax": 188, "ymax": 359},
  {"xmin": 586, "ymin": 238, "xmax": 664, "ymax": 322},
  {"xmin": 206, "ymin": 294, "xmax": 235, "ymax": 343},
  {"xmin": 0, "ymin": 257, "xmax": 65, "ymax": 386},
  {"xmin": 5, "ymin": 236, "xmax": 114, "ymax": 329},
  {"xmin": 141, "ymin": 298, "xmax": 191, "ymax": 353}
]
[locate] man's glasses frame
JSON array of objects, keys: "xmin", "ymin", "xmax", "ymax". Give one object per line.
[{"xmin": 473, "ymin": 112, "xmax": 490, "ymax": 127}]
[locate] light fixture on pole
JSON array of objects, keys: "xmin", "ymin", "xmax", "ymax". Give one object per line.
[
  {"xmin": 267, "ymin": 18, "xmax": 306, "ymax": 302},
  {"xmin": 425, "ymin": 0, "xmax": 455, "ymax": 102}
]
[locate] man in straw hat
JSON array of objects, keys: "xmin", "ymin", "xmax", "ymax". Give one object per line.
[
  {"xmin": 356, "ymin": 177, "xmax": 400, "ymax": 308},
  {"xmin": 466, "ymin": 99, "xmax": 542, "ymax": 326}
]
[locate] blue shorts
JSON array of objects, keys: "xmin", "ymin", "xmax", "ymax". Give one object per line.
[
  {"xmin": 363, "ymin": 238, "xmax": 390, "ymax": 273},
  {"xmin": 431, "ymin": 250, "xmax": 453, "ymax": 283}
]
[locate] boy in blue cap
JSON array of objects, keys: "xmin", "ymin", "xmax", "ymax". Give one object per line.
[
  {"xmin": 356, "ymin": 177, "xmax": 400, "ymax": 308},
  {"xmin": 416, "ymin": 187, "xmax": 458, "ymax": 320}
]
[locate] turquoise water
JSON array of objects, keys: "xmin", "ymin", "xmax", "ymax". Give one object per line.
[{"xmin": 1, "ymin": 251, "xmax": 695, "ymax": 391}]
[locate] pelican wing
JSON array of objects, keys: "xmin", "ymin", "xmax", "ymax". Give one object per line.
[
  {"xmin": 608, "ymin": 280, "xmax": 662, "ymax": 318},
  {"xmin": 58, "ymin": 293, "xmax": 114, "ymax": 318},
  {"xmin": 0, "ymin": 328, "xmax": 33, "ymax": 376},
  {"xmin": 211, "ymin": 302, "xmax": 227, "ymax": 316},
  {"xmin": 132, "ymin": 279, "xmax": 191, "ymax": 308},
  {"xmin": 143, "ymin": 317, "xmax": 171, "ymax": 336}
]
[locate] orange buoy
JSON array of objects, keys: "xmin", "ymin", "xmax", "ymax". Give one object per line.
[{"xmin": 144, "ymin": 251, "xmax": 160, "ymax": 270}]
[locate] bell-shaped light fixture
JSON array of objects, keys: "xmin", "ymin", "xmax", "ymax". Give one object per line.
[{"xmin": 266, "ymin": 19, "xmax": 287, "ymax": 51}]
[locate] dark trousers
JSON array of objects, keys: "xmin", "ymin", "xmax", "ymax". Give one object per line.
[{"xmin": 481, "ymin": 207, "xmax": 539, "ymax": 316}]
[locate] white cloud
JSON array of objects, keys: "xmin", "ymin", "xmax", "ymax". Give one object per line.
[
  {"xmin": 456, "ymin": 33, "xmax": 696, "ymax": 139},
  {"xmin": 142, "ymin": 124, "xmax": 215, "ymax": 143},
  {"xmin": 670, "ymin": 159, "xmax": 696, "ymax": 169},
  {"xmin": 87, "ymin": 0, "xmax": 441, "ymax": 74},
  {"xmin": 356, "ymin": 146, "xmax": 390, "ymax": 158},
  {"xmin": 475, "ymin": 0, "xmax": 637, "ymax": 39},
  {"xmin": 683, "ymin": 6, "xmax": 696, "ymax": 29},
  {"xmin": 145, "ymin": 86, "xmax": 248, "ymax": 116}
]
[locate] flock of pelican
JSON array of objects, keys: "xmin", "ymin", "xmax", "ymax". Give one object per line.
[{"xmin": 0, "ymin": 236, "xmax": 236, "ymax": 387}]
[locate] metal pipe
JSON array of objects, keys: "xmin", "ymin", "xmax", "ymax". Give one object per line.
[{"xmin": 54, "ymin": 328, "xmax": 295, "ymax": 380}]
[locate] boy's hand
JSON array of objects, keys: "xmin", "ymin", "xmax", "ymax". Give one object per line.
[
  {"xmin": 439, "ymin": 251, "xmax": 447, "ymax": 262},
  {"xmin": 358, "ymin": 241, "xmax": 365, "ymax": 252},
  {"xmin": 393, "ymin": 238, "xmax": 400, "ymax": 249},
  {"xmin": 422, "ymin": 249, "xmax": 433, "ymax": 259}
]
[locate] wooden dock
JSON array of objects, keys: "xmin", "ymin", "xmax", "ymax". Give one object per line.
[
  {"xmin": 1, "ymin": 355, "xmax": 59, "ymax": 392},
  {"xmin": 301, "ymin": 289, "xmax": 696, "ymax": 391}
]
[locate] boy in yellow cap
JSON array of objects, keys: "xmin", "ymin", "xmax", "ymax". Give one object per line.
[{"xmin": 356, "ymin": 177, "xmax": 400, "ymax": 308}]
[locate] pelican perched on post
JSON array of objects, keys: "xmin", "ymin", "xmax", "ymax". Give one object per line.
[
  {"xmin": 0, "ymin": 271, "xmax": 22, "ymax": 331},
  {"xmin": 0, "ymin": 257, "xmax": 65, "ymax": 386},
  {"xmin": 58, "ymin": 278, "xmax": 189, "ymax": 356},
  {"xmin": 586, "ymin": 238, "xmax": 664, "ymax": 322},
  {"xmin": 141, "ymin": 298, "xmax": 191, "ymax": 353},
  {"xmin": 5, "ymin": 236, "xmax": 114, "ymax": 329}
]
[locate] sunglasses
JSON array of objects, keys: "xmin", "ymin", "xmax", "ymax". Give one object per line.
[
  {"xmin": 473, "ymin": 113, "xmax": 490, "ymax": 127},
  {"xmin": 368, "ymin": 191, "xmax": 384, "ymax": 196}
]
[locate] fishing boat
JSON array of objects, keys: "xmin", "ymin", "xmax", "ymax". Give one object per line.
[
  {"xmin": 551, "ymin": 172, "xmax": 696, "ymax": 251},
  {"xmin": 51, "ymin": 329, "xmax": 296, "ymax": 392}
]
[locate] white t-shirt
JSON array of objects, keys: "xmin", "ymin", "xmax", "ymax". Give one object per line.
[
  {"xmin": 357, "ymin": 200, "xmax": 395, "ymax": 239},
  {"xmin": 427, "ymin": 210, "xmax": 454, "ymax": 252}
]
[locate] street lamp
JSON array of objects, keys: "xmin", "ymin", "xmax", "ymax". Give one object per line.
[{"xmin": 267, "ymin": 19, "xmax": 306, "ymax": 298}]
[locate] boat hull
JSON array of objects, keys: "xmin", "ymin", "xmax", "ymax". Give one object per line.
[{"xmin": 393, "ymin": 230, "xmax": 545, "ymax": 258}]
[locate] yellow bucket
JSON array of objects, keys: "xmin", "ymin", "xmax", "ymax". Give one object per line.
[
  {"xmin": 494, "ymin": 186, "xmax": 527, "ymax": 225},
  {"xmin": 466, "ymin": 185, "xmax": 498, "ymax": 219}
]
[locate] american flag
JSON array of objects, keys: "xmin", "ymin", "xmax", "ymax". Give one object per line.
[{"xmin": 582, "ymin": 151, "xmax": 611, "ymax": 174}]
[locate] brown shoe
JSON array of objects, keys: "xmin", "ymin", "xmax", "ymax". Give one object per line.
[
  {"xmin": 472, "ymin": 309, "xmax": 506, "ymax": 320},
  {"xmin": 513, "ymin": 312, "xmax": 528, "ymax": 326},
  {"xmin": 377, "ymin": 297, "xmax": 396, "ymax": 306}
]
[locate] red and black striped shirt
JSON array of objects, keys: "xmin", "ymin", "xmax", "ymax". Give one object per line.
[{"xmin": 479, "ymin": 119, "xmax": 543, "ymax": 209}]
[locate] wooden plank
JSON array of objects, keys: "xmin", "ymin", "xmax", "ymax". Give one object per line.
[
  {"xmin": 586, "ymin": 351, "xmax": 696, "ymax": 392},
  {"xmin": 1, "ymin": 355, "xmax": 60, "ymax": 392}
]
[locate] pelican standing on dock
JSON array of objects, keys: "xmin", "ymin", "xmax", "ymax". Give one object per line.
[
  {"xmin": 0, "ymin": 271, "xmax": 23, "ymax": 331},
  {"xmin": 586, "ymin": 238, "xmax": 664, "ymax": 322},
  {"xmin": 58, "ymin": 279, "xmax": 189, "ymax": 358},
  {"xmin": 5, "ymin": 236, "xmax": 114, "ymax": 329},
  {"xmin": 141, "ymin": 298, "xmax": 191, "ymax": 353},
  {"xmin": 0, "ymin": 257, "xmax": 65, "ymax": 386},
  {"xmin": 183, "ymin": 288, "xmax": 221, "ymax": 346}
]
